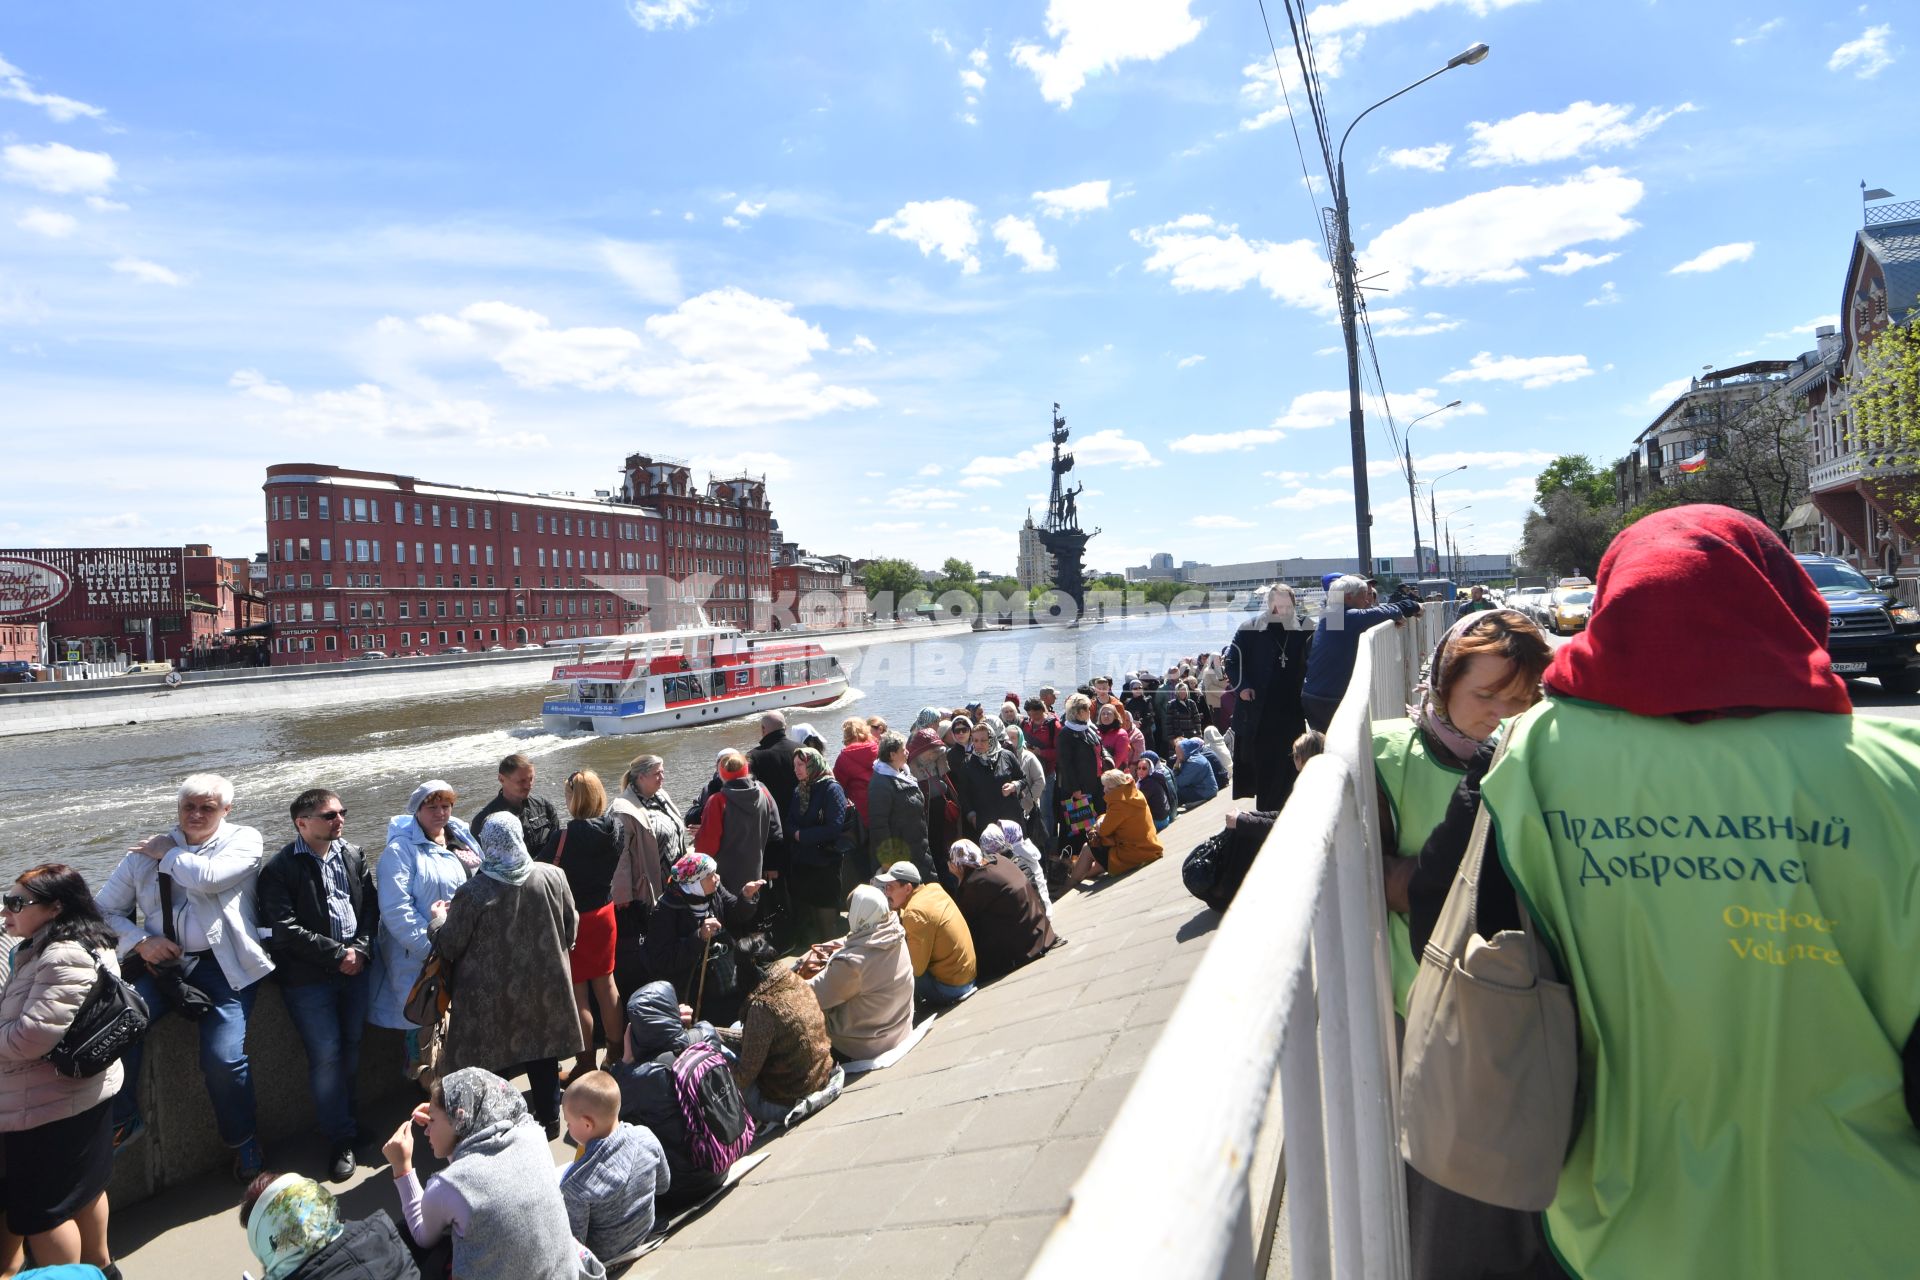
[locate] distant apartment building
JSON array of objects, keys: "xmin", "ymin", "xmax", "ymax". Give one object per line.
[
  {"xmin": 620, "ymin": 454, "xmax": 774, "ymax": 631},
  {"xmin": 770, "ymin": 558, "xmax": 869, "ymax": 629},
  {"xmin": 1016, "ymin": 512, "xmax": 1056, "ymax": 589},
  {"xmin": 1613, "ymin": 359, "xmax": 1796, "ymax": 511}
]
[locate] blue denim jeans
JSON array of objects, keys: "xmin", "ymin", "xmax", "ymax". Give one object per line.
[
  {"xmin": 114, "ymin": 954, "xmax": 260, "ymax": 1149},
  {"xmin": 915, "ymin": 973, "xmax": 977, "ymax": 1004},
  {"xmin": 280, "ymin": 969, "xmax": 372, "ymax": 1145}
]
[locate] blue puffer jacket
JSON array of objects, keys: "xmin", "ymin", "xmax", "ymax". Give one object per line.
[
  {"xmin": 1172, "ymin": 739, "xmax": 1220, "ymax": 806},
  {"xmin": 1301, "ymin": 600, "xmax": 1420, "ymax": 702}
]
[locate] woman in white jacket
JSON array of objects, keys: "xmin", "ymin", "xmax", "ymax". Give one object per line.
[
  {"xmin": 796, "ymin": 885, "xmax": 913, "ymax": 1061},
  {"xmin": 0, "ymin": 863, "xmax": 126, "ymax": 1277}
]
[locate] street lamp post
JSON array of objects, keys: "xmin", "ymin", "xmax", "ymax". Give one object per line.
[
  {"xmin": 1402, "ymin": 399, "xmax": 1462, "ymax": 577},
  {"xmin": 1335, "ymin": 42, "xmax": 1489, "ymax": 574},
  {"xmin": 1441, "ymin": 504, "xmax": 1472, "ymax": 580},
  {"xmin": 1426, "ymin": 465, "xmax": 1468, "ymax": 574}
]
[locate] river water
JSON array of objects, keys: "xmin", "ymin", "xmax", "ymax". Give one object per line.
[{"xmin": 2, "ymin": 609, "xmax": 1254, "ymax": 886}]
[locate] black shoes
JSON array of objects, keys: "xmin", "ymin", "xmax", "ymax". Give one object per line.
[{"xmin": 329, "ymin": 1141, "xmax": 357, "ymax": 1182}]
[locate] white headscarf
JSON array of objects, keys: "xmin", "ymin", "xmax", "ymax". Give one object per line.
[{"xmin": 846, "ymin": 884, "xmax": 892, "ymax": 938}]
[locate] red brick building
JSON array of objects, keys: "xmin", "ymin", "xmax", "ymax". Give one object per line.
[
  {"xmin": 0, "ymin": 546, "xmax": 198, "ymax": 664},
  {"xmin": 771, "ymin": 560, "xmax": 870, "ymax": 629},
  {"xmin": 264, "ymin": 463, "xmax": 669, "ymax": 662},
  {"xmin": 618, "ymin": 455, "xmax": 774, "ymax": 631}
]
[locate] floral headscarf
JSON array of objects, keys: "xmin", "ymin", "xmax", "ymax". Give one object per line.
[
  {"xmin": 440, "ymin": 1066, "xmax": 531, "ymax": 1160},
  {"xmin": 672, "ymin": 853, "xmax": 717, "ymax": 888},
  {"xmin": 794, "ymin": 746, "xmax": 831, "ymax": 809},
  {"xmin": 475, "ymin": 812, "xmax": 533, "ymax": 885},
  {"xmin": 911, "ymin": 706, "xmax": 942, "ymax": 732},
  {"xmin": 948, "ymin": 838, "xmax": 987, "ymax": 869},
  {"xmin": 1409, "ymin": 612, "xmax": 1511, "ymax": 766},
  {"xmin": 246, "ymin": 1174, "xmax": 343, "ymax": 1280}
]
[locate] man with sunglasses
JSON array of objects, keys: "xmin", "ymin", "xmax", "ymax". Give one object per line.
[
  {"xmin": 256, "ymin": 787, "xmax": 378, "ymax": 1181},
  {"xmin": 97, "ymin": 772, "xmax": 273, "ymax": 1183}
]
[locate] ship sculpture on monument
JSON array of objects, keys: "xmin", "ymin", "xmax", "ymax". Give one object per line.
[{"xmin": 1037, "ymin": 402, "xmax": 1100, "ymax": 623}]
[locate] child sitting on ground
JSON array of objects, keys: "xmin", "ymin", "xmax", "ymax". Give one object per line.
[{"xmin": 560, "ymin": 1070, "xmax": 671, "ymax": 1264}]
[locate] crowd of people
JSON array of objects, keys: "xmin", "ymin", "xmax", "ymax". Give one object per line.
[{"xmin": 0, "ymin": 647, "xmax": 1258, "ymax": 1277}]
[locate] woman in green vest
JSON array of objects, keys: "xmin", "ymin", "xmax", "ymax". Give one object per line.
[
  {"xmin": 1374, "ymin": 608, "xmax": 1557, "ymax": 1280},
  {"xmin": 1413, "ymin": 506, "xmax": 1920, "ymax": 1280}
]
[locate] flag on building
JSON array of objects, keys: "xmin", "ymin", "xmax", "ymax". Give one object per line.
[{"xmin": 1675, "ymin": 449, "xmax": 1708, "ymax": 474}]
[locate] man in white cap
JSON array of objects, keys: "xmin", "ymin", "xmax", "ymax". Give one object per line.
[{"xmin": 872, "ymin": 862, "xmax": 976, "ymax": 1004}]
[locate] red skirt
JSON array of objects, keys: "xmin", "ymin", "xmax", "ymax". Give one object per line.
[{"xmin": 570, "ymin": 902, "xmax": 618, "ymax": 983}]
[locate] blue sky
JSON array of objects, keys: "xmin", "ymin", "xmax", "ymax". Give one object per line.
[{"xmin": 0, "ymin": 0, "xmax": 1907, "ymax": 574}]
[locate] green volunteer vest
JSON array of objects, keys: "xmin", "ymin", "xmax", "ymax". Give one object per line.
[
  {"xmin": 1372, "ymin": 718, "xmax": 1465, "ymax": 1017},
  {"xmin": 1482, "ymin": 698, "xmax": 1920, "ymax": 1280}
]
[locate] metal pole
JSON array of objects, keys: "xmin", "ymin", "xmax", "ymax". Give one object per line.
[
  {"xmin": 1336, "ymin": 160, "xmax": 1372, "ymax": 574},
  {"xmin": 1429, "ymin": 488, "xmax": 1440, "ymax": 576},
  {"xmin": 1406, "ymin": 451, "xmax": 1423, "ymax": 579}
]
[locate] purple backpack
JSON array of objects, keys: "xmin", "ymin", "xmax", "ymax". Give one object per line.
[{"xmin": 670, "ymin": 1041, "xmax": 756, "ymax": 1174}]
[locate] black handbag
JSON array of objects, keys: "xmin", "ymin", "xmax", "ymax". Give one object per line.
[
  {"xmin": 120, "ymin": 871, "xmax": 215, "ymax": 1021},
  {"xmin": 46, "ymin": 960, "xmax": 151, "ymax": 1079}
]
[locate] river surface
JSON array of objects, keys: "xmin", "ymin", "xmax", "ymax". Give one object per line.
[{"xmin": 2, "ymin": 609, "xmax": 1254, "ymax": 886}]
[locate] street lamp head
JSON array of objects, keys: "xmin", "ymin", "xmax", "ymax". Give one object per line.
[
  {"xmin": 1442, "ymin": 399, "xmax": 1462, "ymax": 409},
  {"xmin": 1447, "ymin": 42, "xmax": 1490, "ymax": 69}
]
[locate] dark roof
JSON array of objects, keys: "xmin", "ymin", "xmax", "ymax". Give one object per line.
[{"xmin": 1861, "ymin": 218, "xmax": 1920, "ymax": 320}]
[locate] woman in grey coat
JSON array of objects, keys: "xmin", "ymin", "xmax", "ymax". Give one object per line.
[
  {"xmin": 430, "ymin": 814, "xmax": 582, "ymax": 1133},
  {"xmin": 865, "ymin": 732, "xmax": 932, "ymax": 881}
]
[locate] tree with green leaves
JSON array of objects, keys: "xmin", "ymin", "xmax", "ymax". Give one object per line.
[
  {"xmin": 861, "ymin": 558, "xmax": 922, "ymax": 617},
  {"xmin": 1847, "ymin": 310, "xmax": 1920, "ymax": 524},
  {"xmin": 1520, "ymin": 490, "xmax": 1612, "ymax": 579},
  {"xmin": 1534, "ymin": 455, "xmax": 1616, "ymax": 509}
]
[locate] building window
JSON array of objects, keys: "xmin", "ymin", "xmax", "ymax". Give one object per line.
[
  {"xmin": 454, "ymin": 601, "xmax": 465, "ymax": 617},
  {"xmin": 537, "ymin": 515, "xmax": 546, "ymax": 534},
  {"xmin": 322, "ymin": 602, "xmax": 336, "ymax": 621},
  {"xmin": 324, "ymin": 636, "xmax": 336, "ymax": 651},
  {"xmin": 395, "ymin": 500, "xmax": 405, "ymax": 522},
  {"xmin": 319, "ymin": 538, "xmax": 331, "ymax": 561},
  {"xmin": 300, "ymin": 602, "xmax": 314, "ymax": 621},
  {"xmin": 399, "ymin": 602, "xmax": 410, "ymax": 619},
  {"xmin": 396, "ymin": 542, "xmax": 406, "ymax": 564},
  {"xmin": 299, "ymin": 538, "xmax": 311, "ymax": 561},
  {"xmin": 451, "ymin": 545, "xmax": 461, "ymax": 566},
  {"xmin": 435, "ymin": 601, "xmax": 447, "ymax": 618},
  {"xmin": 434, "ymin": 544, "xmax": 444, "ymax": 564},
  {"xmin": 485, "ymin": 546, "xmax": 494, "ymax": 566},
  {"xmin": 318, "ymin": 496, "xmax": 331, "ymax": 520},
  {"xmin": 511, "ymin": 512, "xmax": 519, "ymax": 532},
  {"xmin": 469, "ymin": 544, "xmax": 478, "ymax": 565},
  {"xmin": 297, "ymin": 494, "xmax": 309, "ymax": 519},
  {"xmin": 483, "ymin": 509, "xmax": 493, "ymax": 530}
]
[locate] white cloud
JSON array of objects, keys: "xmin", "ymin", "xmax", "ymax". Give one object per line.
[
  {"xmin": 918, "ymin": 463, "xmax": 944, "ymax": 477},
  {"xmin": 14, "ymin": 207, "xmax": 75, "ymax": 238},
  {"xmin": 733, "ymin": 200, "xmax": 767, "ymax": 219},
  {"xmin": 1829, "ymin": 25, "xmax": 1895, "ymax": 78},
  {"xmin": 280, "ymin": 383, "xmax": 513, "ymax": 444},
  {"xmin": 1646, "ymin": 376, "xmax": 1693, "ymax": 407},
  {"xmin": 1191, "ymin": 514, "xmax": 1254, "ymax": 528},
  {"xmin": 1368, "ymin": 307, "xmax": 1461, "ymax": 337},
  {"xmin": 1307, "ymin": 0, "xmax": 1535, "ymax": 34},
  {"xmin": 959, "ymin": 475, "xmax": 1001, "ymax": 488},
  {"xmin": 993, "ymin": 214, "xmax": 1058, "ymax": 272},
  {"xmin": 885, "ymin": 485, "xmax": 965, "ymax": 511},
  {"xmin": 963, "ymin": 428, "xmax": 1159, "ymax": 477},
  {"xmin": 1584, "ymin": 281, "xmax": 1620, "ymax": 307},
  {"xmin": 1540, "ymin": 250, "xmax": 1618, "ymax": 275},
  {"xmin": 1669, "ymin": 242, "xmax": 1754, "ymax": 275},
  {"xmin": 970, "ymin": 47, "xmax": 989, "ymax": 71},
  {"xmin": 1177, "ymin": 354, "xmax": 1206, "ymax": 368},
  {"xmin": 1763, "ymin": 314, "xmax": 1842, "ymax": 341},
  {"xmin": 401, "ymin": 289, "xmax": 876, "ymax": 428},
  {"xmin": 2, "ymin": 141, "xmax": 116, "ymax": 194},
  {"xmin": 1170, "ymin": 387, "xmax": 1482, "ymax": 453},
  {"xmin": 1270, "ymin": 486, "xmax": 1353, "ymax": 511},
  {"xmin": 111, "ymin": 256, "xmax": 185, "ymax": 286},
  {"xmin": 1732, "ymin": 18, "xmax": 1783, "ymax": 46},
  {"xmin": 1382, "ymin": 142, "xmax": 1451, "ymax": 172},
  {"xmin": 84, "ymin": 195, "xmax": 128, "ymax": 213},
  {"xmin": 721, "ymin": 216, "xmax": 742, "ymax": 229},
  {"xmin": 627, "ymin": 0, "xmax": 708, "ymax": 31},
  {"xmin": 870, "ymin": 199, "xmax": 981, "ymax": 274},
  {"xmin": 1011, "ymin": 0, "xmax": 1207, "ymax": 108},
  {"xmin": 1238, "ymin": 33, "xmax": 1362, "ymax": 130},
  {"xmin": 1132, "ymin": 214, "xmax": 1329, "ymax": 311},
  {"xmin": 1032, "ymin": 179, "xmax": 1112, "ymax": 219},
  {"xmin": 229, "ymin": 369, "xmax": 293, "ymax": 404},
  {"xmin": 600, "ymin": 241, "xmax": 683, "ymax": 304},
  {"xmin": 960, "ymin": 68, "xmax": 987, "ymax": 92},
  {"xmin": 842, "ymin": 334, "xmax": 878, "ymax": 355},
  {"xmin": 1466, "ymin": 101, "xmax": 1694, "ymax": 168},
  {"xmin": 0, "ymin": 54, "xmax": 105, "ymax": 122},
  {"xmin": 1441, "ymin": 351, "xmax": 1594, "ymax": 389},
  {"xmin": 1367, "ymin": 166, "xmax": 1644, "ymax": 287}
]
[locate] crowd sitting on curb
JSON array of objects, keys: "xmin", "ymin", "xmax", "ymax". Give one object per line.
[{"xmin": 2, "ymin": 662, "xmax": 1256, "ymax": 1274}]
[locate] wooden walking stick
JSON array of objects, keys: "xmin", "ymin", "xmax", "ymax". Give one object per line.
[{"xmin": 692, "ymin": 937, "xmax": 713, "ymax": 1023}]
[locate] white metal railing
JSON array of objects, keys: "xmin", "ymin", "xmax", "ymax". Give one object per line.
[{"xmin": 1030, "ymin": 609, "xmax": 1450, "ymax": 1279}]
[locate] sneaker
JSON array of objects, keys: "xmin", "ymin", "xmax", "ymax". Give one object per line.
[
  {"xmin": 329, "ymin": 1142, "xmax": 357, "ymax": 1183},
  {"xmin": 110, "ymin": 1116, "xmax": 146, "ymax": 1155},
  {"xmin": 232, "ymin": 1137, "xmax": 266, "ymax": 1185}
]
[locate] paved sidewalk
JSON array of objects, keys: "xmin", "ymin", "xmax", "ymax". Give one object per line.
[
  {"xmin": 632, "ymin": 794, "xmax": 1234, "ymax": 1279},
  {"xmin": 109, "ymin": 793, "xmax": 1235, "ymax": 1278}
]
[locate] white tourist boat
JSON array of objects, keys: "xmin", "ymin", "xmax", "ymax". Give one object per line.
[{"xmin": 541, "ymin": 626, "xmax": 848, "ymax": 735}]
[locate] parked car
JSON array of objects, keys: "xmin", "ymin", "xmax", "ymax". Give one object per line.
[
  {"xmin": 1795, "ymin": 554, "xmax": 1920, "ymax": 694},
  {"xmin": 1542, "ymin": 587, "xmax": 1593, "ymax": 635},
  {"xmin": 361, "ymin": 650, "xmax": 389, "ymax": 660},
  {"xmin": 487, "ymin": 644, "xmax": 506, "ymax": 651},
  {"xmin": 445, "ymin": 645, "xmax": 468, "ymax": 654}
]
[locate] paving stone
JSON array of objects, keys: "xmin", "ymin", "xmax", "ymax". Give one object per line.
[
  {"xmin": 948, "ymin": 1080, "xmax": 1080, "ymax": 1153},
  {"xmin": 834, "ymin": 1221, "xmax": 988, "ymax": 1277},
  {"xmin": 788, "ymin": 1157, "xmax": 935, "ymax": 1237},
  {"xmin": 746, "ymin": 1115, "xmax": 884, "ymax": 1181},
  {"xmin": 1056, "ymin": 1070, "xmax": 1137, "ymax": 1136},
  {"xmin": 883, "ymin": 1144, "xmax": 1044, "ymax": 1227},
  {"xmin": 951, "ymin": 1212, "xmax": 1061, "ymax": 1279},
  {"xmin": 636, "ymin": 1234, "xmax": 860, "ymax": 1278},
  {"xmin": 848, "ymin": 1098, "xmax": 983, "ymax": 1165},
  {"xmin": 1095, "ymin": 1023, "xmax": 1165, "ymax": 1078},
  {"xmin": 665, "ymin": 1175, "xmax": 825, "ymax": 1248},
  {"xmin": 1008, "ymin": 1031, "xmax": 1120, "ymax": 1090},
  {"xmin": 1010, "ymin": 1134, "xmax": 1105, "ymax": 1213},
  {"xmin": 1129, "ymin": 980, "xmax": 1187, "ymax": 1028}
]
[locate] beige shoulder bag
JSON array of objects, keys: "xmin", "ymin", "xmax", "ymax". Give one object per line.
[{"xmin": 1399, "ymin": 731, "xmax": 1578, "ymax": 1211}]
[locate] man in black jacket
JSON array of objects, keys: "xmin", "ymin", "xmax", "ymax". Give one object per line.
[
  {"xmin": 745, "ymin": 712, "xmax": 799, "ymax": 875},
  {"xmin": 257, "ymin": 787, "xmax": 378, "ymax": 1181},
  {"xmin": 470, "ymin": 752, "xmax": 559, "ymax": 858},
  {"xmin": 612, "ymin": 981, "xmax": 732, "ymax": 1214}
]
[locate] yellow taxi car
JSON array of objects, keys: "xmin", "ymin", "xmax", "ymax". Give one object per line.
[{"xmin": 1545, "ymin": 577, "xmax": 1594, "ymax": 635}]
